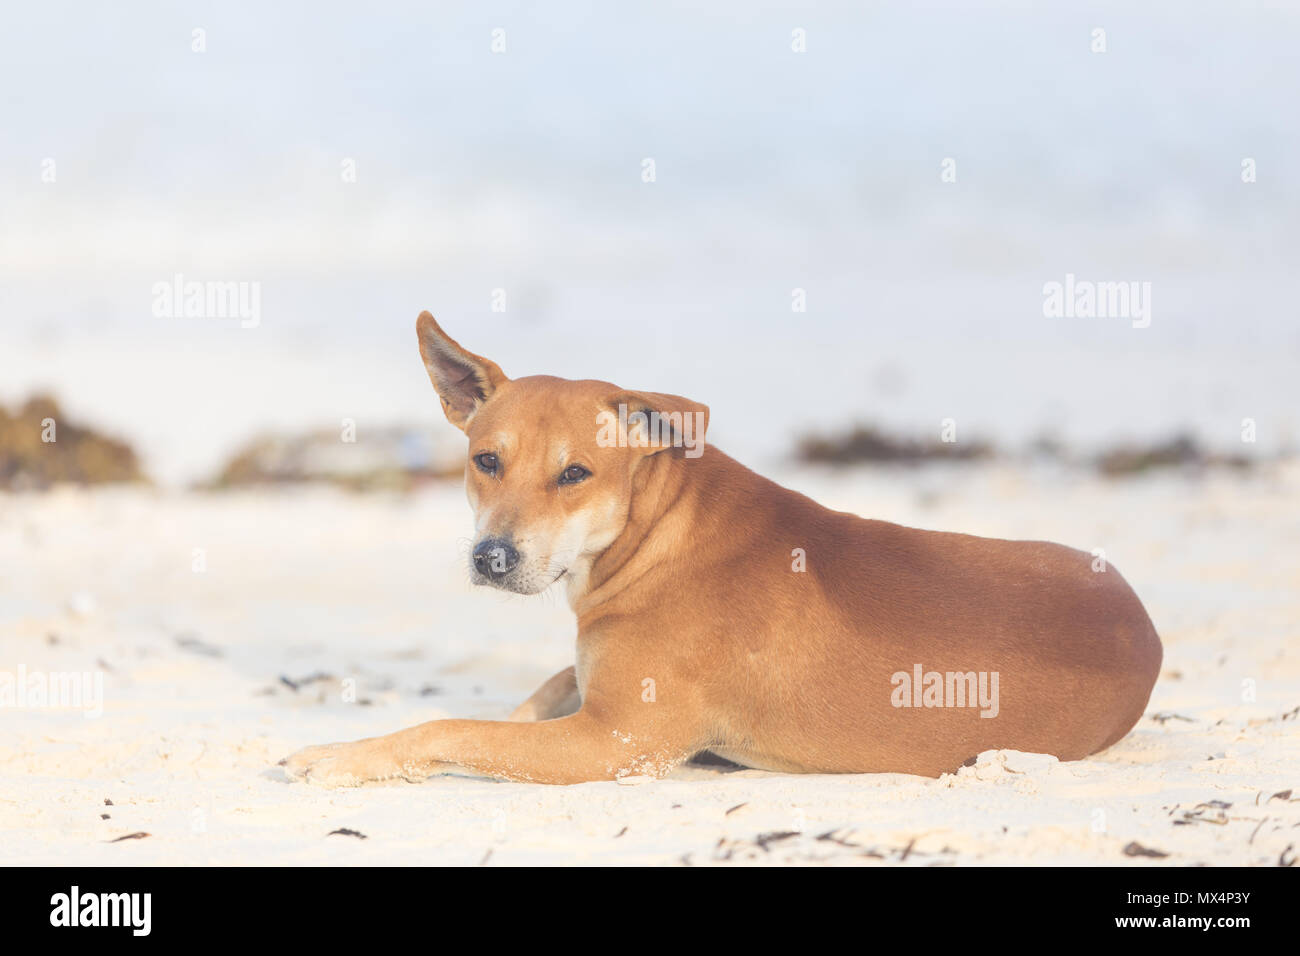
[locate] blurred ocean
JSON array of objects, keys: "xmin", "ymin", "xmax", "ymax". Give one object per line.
[{"xmin": 2, "ymin": 1, "xmax": 1297, "ymax": 484}]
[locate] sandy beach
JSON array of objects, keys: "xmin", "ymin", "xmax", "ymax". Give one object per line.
[{"xmin": 2, "ymin": 461, "xmax": 1296, "ymax": 866}]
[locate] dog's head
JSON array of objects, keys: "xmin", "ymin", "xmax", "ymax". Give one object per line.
[{"xmin": 417, "ymin": 312, "xmax": 708, "ymax": 596}]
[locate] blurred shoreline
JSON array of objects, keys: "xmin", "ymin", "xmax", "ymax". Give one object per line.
[{"xmin": 2, "ymin": 390, "xmax": 1291, "ymax": 493}]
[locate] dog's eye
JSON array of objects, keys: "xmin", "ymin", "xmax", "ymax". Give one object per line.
[
  {"xmin": 474, "ymin": 453, "xmax": 499, "ymax": 474},
  {"xmin": 559, "ymin": 464, "xmax": 590, "ymax": 485}
]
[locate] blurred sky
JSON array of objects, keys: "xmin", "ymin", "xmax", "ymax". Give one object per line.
[{"xmin": 2, "ymin": 1, "xmax": 1298, "ymax": 483}]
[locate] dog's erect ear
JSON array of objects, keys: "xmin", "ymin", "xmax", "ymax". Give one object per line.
[
  {"xmin": 604, "ymin": 390, "xmax": 710, "ymax": 459},
  {"xmin": 416, "ymin": 312, "xmax": 509, "ymax": 432}
]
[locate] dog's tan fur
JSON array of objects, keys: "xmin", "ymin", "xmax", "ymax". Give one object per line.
[{"xmin": 281, "ymin": 313, "xmax": 1162, "ymax": 786}]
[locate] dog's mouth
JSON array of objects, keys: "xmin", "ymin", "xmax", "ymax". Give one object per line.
[{"xmin": 473, "ymin": 563, "xmax": 569, "ymax": 595}]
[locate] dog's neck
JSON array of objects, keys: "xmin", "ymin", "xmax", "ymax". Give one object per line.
[
  {"xmin": 565, "ymin": 449, "xmax": 702, "ymax": 615},
  {"xmin": 565, "ymin": 446, "xmax": 782, "ymax": 622}
]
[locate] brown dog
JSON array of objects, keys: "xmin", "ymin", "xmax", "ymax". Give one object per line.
[{"xmin": 281, "ymin": 312, "xmax": 1162, "ymax": 786}]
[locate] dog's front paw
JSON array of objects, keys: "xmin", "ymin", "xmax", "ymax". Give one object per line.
[{"xmin": 279, "ymin": 741, "xmax": 422, "ymax": 787}]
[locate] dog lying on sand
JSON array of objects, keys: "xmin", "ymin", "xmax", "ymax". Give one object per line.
[{"xmin": 281, "ymin": 313, "xmax": 1162, "ymax": 785}]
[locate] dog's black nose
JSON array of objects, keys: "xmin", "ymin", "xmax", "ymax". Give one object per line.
[{"xmin": 473, "ymin": 538, "xmax": 520, "ymax": 579}]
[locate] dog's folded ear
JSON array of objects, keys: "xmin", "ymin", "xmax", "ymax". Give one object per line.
[
  {"xmin": 605, "ymin": 390, "xmax": 710, "ymax": 459},
  {"xmin": 416, "ymin": 312, "xmax": 510, "ymax": 432}
]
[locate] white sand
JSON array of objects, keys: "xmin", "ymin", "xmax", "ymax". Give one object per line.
[{"xmin": 2, "ymin": 463, "xmax": 1297, "ymax": 866}]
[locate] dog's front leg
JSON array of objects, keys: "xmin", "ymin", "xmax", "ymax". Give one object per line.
[
  {"xmin": 508, "ymin": 665, "xmax": 579, "ymax": 722},
  {"xmin": 280, "ymin": 708, "xmax": 690, "ymax": 786}
]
